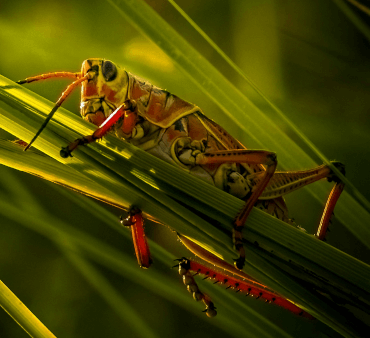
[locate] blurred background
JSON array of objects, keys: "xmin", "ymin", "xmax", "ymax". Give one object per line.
[{"xmin": 0, "ymin": 0, "xmax": 369, "ymax": 337}]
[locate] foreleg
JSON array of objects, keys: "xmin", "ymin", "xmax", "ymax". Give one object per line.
[{"xmin": 60, "ymin": 100, "xmax": 137, "ymax": 158}]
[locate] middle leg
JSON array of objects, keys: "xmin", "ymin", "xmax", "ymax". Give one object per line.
[{"xmin": 196, "ymin": 149, "xmax": 278, "ymax": 269}]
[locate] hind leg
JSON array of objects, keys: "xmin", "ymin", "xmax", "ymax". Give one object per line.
[
  {"xmin": 251, "ymin": 161, "xmax": 345, "ymax": 240},
  {"xmin": 316, "ymin": 181, "xmax": 345, "ymax": 240}
]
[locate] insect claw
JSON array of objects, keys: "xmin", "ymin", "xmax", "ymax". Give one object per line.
[
  {"xmin": 120, "ymin": 216, "xmax": 133, "ymax": 227},
  {"xmin": 233, "ymin": 256, "xmax": 245, "ymax": 270},
  {"xmin": 60, "ymin": 146, "xmax": 73, "ymax": 158},
  {"xmin": 202, "ymin": 302, "xmax": 217, "ymax": 318}
]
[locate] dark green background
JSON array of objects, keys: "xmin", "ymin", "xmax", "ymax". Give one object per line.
[{"xmin": 0, "ymin": 0, "xmax": 369, "ymax": 337}]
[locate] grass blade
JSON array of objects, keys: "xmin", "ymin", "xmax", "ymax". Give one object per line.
[
  {"xmin": 1, "ymin": 71, "xmax": 370, "ymax": 337},
  {"xmin": 58, "ymin": 241, "xmax": 159, "ymax": 338},
  {"xmin": 0, "ymin": 281, "xmax": 56, "ymax": 338}
]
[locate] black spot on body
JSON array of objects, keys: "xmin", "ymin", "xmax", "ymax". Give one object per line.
[{"xmin": 174, "ymin": 119, "xmax": 186, "ymax": 133}]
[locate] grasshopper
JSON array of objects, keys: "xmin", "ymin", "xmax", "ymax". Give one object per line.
[{"xmin": 16, "ymin": 59, "xmax": 345, "ymax": 317}]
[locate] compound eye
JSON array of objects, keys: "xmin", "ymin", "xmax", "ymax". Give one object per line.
[{"xmin": 102, "ymin": 60, "xmax": 117, "ymax": 82}]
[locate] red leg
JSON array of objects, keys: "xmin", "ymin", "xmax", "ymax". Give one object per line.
[
  {"xmin": 120, "ymin": 207, "xmax": 152, "ymax": 269},
  {"xmin": 178, "ymin": 233, "xmax": 261, "ymax": 287},
  {"xmin": 243, "ymin": 161, "xmax": 345, "ymax": 241},
  {"xmin": 196, "ymin": 150, "xmax": 277, "ymax": 269},
  {"xmin": 60, "ymin": 100, "xmax": 137, "ymax": 158},
  {"xmin": 316, "ymin": 181, "xmax": 345, "ymax": 240},
  {"xmin": 176, "ymin": 258, "xmax": 313, "ymax": 319},
  {"xmin": 252, "ymin": 163, "xmax": 334, "ymax": 199}
]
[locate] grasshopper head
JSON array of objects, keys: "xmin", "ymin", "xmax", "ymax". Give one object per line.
[
  {"xmin": 80, "ymin": 59, "xmax": 129, "ymax": 126},
  {"xmin": 19, "ymin": 59, "xmax": 131, "ymax": 151}
]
